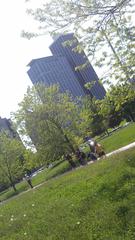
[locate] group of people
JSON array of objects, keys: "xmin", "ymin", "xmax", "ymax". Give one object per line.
[
  {"xmin": 65, "ymin": 137, "xmax": 105, "ymax": 168},
  {"xmin": 25, "ymin": 137, "xmax": 105, "ymax": 188},
  {"xmin": 87, "ymin": 138, "xmax": 105, "ymax": 159}
]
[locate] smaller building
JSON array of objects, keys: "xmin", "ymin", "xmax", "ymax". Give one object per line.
[{"xmin": 0, "ymin": 117, "xmax": 19, "ymax": 139}]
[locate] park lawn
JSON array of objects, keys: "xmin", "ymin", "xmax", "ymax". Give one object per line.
[
  {"xmin": 0, "ymin": 161, "xmax": 71, "ymax": 202},
  {"xmin": 1, "ymin": 147, "xmax": 135, "ymax": 240},
  {"xmin": 1, "ymin": 123, "xmax": 135, "ymax": 202},
  {"xmin": 99, "ymin": 123, "xmax": 135, "ymax": 153}
]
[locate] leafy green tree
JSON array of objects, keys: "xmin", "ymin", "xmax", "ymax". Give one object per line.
[
  {"xmin": 24, "ymin": 0, "xmax": 131, "ymax": 37},
  {"xmin": 78, "ymin": 96, "xmax": 108, "ymax": 137},
  {"xmin": 99, "ymin": 95, "xmax": 123, "ymax": 129},
  {"xmin": 93, "ymin": 12, "xmax": 135, "ymax": 84},
  {"xmin": 23, "ymin": 0, "xmax": 134, "ymax": 84},
  {"xmin": 13, "ymin": 84, "xmax": 82, "ymax": 165},
  {"xmin": 99, "ymin": 83, "xmax": 135, "ymax": 130},
  {"xmin": 0, "ymin": 133, "xmax": 25, "ymax": 191},
  {"xmin": 107, "ymin": 83, "xmax": 135, "ymax": 122},
  {"xmin": 21, "ymin": 149, "xmax": 38, "ymax": 171}
]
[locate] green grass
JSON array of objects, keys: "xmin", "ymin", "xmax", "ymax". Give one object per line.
[
  {"xmin": 99, "ymin": 123, "xmax": 135, "ymax": 153},
  {"xmin": 1, "ymin": 123, "xmax": 135, "ymax": 202},
  {"xmin": 1, "ymin": 147, "xmax": 135, "ymax": 240},
  {"xmin": 0, "ymin": 161, "xmax": 72, "ymax": 202},
  {"xmin": 81, "ymin": 123, "xmax": 135, "ymax": 154}
]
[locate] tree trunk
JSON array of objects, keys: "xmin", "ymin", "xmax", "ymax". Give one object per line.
[
  {"xmin": 5, "ymin": 159, "xmax": 17, "ymax": 192},
  {"xmin": 105, "ymin": 129, "xmax": 110, "ymax": 136},
  {"xmin": 12, "ymin": 183, "xmax": 17, "ymax": 192},
  {"xmin": 101, "ymin": 28, "xmax": 130, "ymax": 81},
  {"xmin": 128, "ymin": 111, "xmax": 135, "ymax": 122},
  {"xmin": 50, "ymin": 118, "xmax": 76, "ymax": 153},
  {"xmin": 8, "ymin": 175, "xmax": 17, "ymax": 192},
  {"xmin": 64, "ymin": 133, "xmax": 76, "ymax": 153}
]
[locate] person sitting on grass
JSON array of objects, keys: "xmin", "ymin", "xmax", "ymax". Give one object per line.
[
  {"xmin": 87, "ymin": 139, "xmax": 97, "ymax": 161},
  {"xmin": 95, "ymin": 143, "xmax": 106, "ymax": 158},
  {"xmin": 88, "ymin": 138, "xmax": 97, "ymax": 153},
  {"xmin": 75, "ymin": 148, "xmax": 87, "ymax": 166},
  {"xmin": 65, "ymin": 153, "xmax": 76, "ymax": 168}
]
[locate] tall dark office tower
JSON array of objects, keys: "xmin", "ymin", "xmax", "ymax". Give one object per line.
[
  {"xmin": 49, "ymin": 33, "xmax": 106, "ymax": 99},
  {"xmin": 27, "ymin": 56, "xmax": 86, "ymax": 97},
  {"xmin": 27, "ymin": 33, "xmax": 106, "ymax": 99}
]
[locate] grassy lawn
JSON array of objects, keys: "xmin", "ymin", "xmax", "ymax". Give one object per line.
[
  {"xmin": 99, "ymin": 123, "xmax": 135, "ymax": 153},
  {"xmin": 1, "ymin": 147, "xmax": 135, "ymax": 240},
  {"xmin": 80, "ymin": 123, "xmax": 135, "ymax": 154},
  {"xmin": 1, "ymin": 123, "xmax": 135, "ymax": 202},
  {"xmin": 0, "ymin": 161, "xmax": 72, "ymax": 202}
]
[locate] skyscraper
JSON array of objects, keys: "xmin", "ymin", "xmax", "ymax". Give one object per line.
[
  {"xmin": 50, "ymin": 33, "xmax": 106, "ymax": 99},
  {"xmin": 27, "ymin": 33, "xmax": 106, "ymax": 99},
  {"xmin": 27, "ymin": 56, "xmax": 86, "ymax": 97}
]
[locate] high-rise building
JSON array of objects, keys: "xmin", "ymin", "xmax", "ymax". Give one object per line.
[
  {"xmin": 27, "ymin": 56, "xmax": 86, "ymax": 97},
  {"xmin": 27, "ymin": 33, "xmax": 106, "ymax": 99},
  {"xmin": 0, "ymin": 117, "xmax": 19, "ymax": 139},
  {"xmin": 50, "ymin": 33, "xmax": 106, "ymax": 99}
]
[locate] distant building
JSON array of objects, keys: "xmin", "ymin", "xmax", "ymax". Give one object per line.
[
  {"xmin": 0, "ymin": 117, "xmax": 19, "ymax": 139},
  {"xmin": 27, "ymin": 33, "xmax": 106, "ymax": 99}
]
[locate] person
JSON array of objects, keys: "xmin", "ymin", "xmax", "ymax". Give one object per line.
[
  {"xmin": 87, "ymin": 138, "xmax": 97, "ymax": 161},
  {"xmin": 87, "ymin": 138, "xmax": 97, "ymax": 153},
  {"xmin": 75, "ymin": 148, "xmax": 87, "ymax": 165},
  {"xmin": 87, "ymin": 151, "xmax": 97, "ymax": 161},
  {"xmin": 84, "ymin": 136, "xmax": 91, "ymax": 142},
  {"xmin": 65, "ymin": 153, "xmax": 76, "ymax": 168},
  {"xmin": 25, "ymin": 169, "xmax": 33, "ymax": 189},
  {"xmin": 95, "ymin": 143, "xmax": 106, "ymax": 158}
]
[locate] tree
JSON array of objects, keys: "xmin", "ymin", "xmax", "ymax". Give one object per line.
[
  {"xmin": 24, "ymin": 0, "xmax": 131, "ymax": 36},
  {"xmin": 99, "ymin": 83, "xmax": 135, "ymax": 130},
  {"xmin": 93, "ymin": 11, "xmax": 135, "ymax": 84},
  {"xmin": 99, "ymin": 94, "xmax": 123, "ymax": 129},
  {"xmin": 23, "ymin": 0, "xmax": 134, "ymax": 84},
  {"xmin": 13, "ymin": 84, "xmax": 82, "ymax": 165},
  {"xmin": 78, "ymin": 96, "xmax": 108, "ymax": 137},
  {"xmin": 0, "ymin": 133, "xmax": 25, "ymax": 191},
  {"xmin": 107, "ymin": 83, "xmax": 135, "ymax": 122}
]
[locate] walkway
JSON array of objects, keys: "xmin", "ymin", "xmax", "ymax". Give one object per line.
[{"xmin": 106, "ymin": 142, "xmax": 135, "ymax": 157}]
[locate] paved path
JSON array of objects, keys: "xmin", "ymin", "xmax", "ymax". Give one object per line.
[
  {"xmin": 1, "ymin": 141, "xmax": 135, "ymax": 205},
  {"xmin": 106, "ymin": 142, "xmax": 135, "ymax": 157}
]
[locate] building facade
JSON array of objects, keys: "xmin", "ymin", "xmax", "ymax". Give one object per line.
[
  {"xmin": 27, "ymin": 33, "xmax": 106, "ymax": 99},
  {"xmin": 28, "ymin": 56, "xmax": 86, "ymax": 97},
  {"xmin": 0, "ymin": 117, "xmax": 19, "ymax": 139}
]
